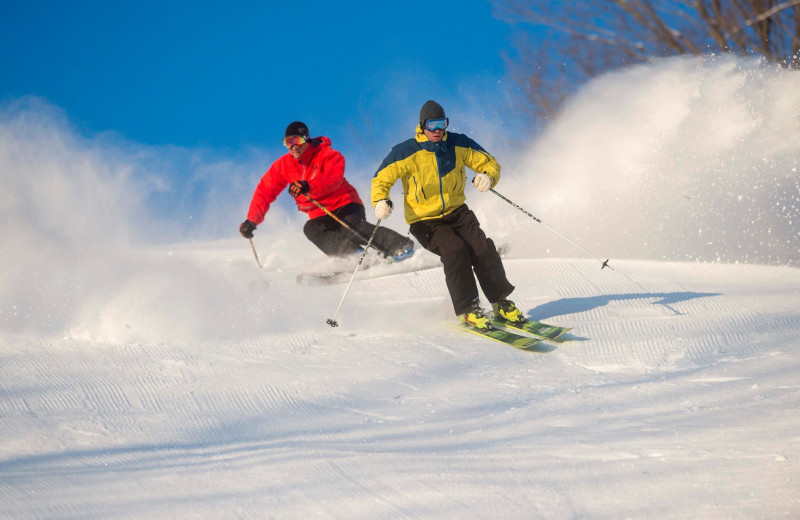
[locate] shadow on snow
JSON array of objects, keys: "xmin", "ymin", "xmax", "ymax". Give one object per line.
[{"xmin": 530, "ymin": 291, "xmax": 721, "ymax": 322}]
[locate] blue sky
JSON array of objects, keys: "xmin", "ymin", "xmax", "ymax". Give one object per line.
[{"xmin": 1, "ymin": 1, "xmax": 521, "ymax": 153}]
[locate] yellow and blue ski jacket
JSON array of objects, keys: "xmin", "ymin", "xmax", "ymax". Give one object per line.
[{"xmin": 371, "ymin": 126, "xmax": 501, "ymax": 224}]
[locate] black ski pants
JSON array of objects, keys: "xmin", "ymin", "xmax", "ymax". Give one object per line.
[
  {"xmin": 409, "ymin": 204, "xmax": 514, "ymax": 316},
  {"xmin": 304, "ymin": 203, "xmax": 414, "ymax": 258}
]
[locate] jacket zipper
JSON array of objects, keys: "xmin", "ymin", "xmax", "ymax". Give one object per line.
[{"xmin": 436, "ymin": 146, "xmax": 445, "ymax": 216}]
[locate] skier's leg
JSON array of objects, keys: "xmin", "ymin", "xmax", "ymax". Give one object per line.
[
  {"xmin": 304, "ymin": 215, "xmax": 360, "ymax": 256},
  {"xmin": 337, "ymin": 203, "xmax": 414, "ymax": 256},
  {"xmin": 451, "ymin": 206, "xmax": 514, "ymax": 302},
  {"xmin": 372, "ymin": 227, "xmax": 415, "ymax": 257},
  {"xmin": 411, "ymin": 219, "xmax": 478, "ymax": 315}
]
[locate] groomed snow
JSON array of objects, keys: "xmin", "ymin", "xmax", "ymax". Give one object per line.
[{"xmin": 2, "ymin": 256, "xmax": 799, "ymax": 518}]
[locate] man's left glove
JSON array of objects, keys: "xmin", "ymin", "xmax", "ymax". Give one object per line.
[
  {"xmin": 289, "ymin": 180, "xmax": 310, "ymax": 198},
  {"xmin": 239, "ymin": 219, "xmax": 257, "ymax": 238},
  {"xmin": 473, "ymin": 173, "xmax": 492, "ymax": 192}
]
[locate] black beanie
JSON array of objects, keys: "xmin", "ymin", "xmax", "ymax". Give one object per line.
[
  {"xmin": 285, "ymin": 121, "xmax": 310, "ymax": 138},
  {"xmin": 419, "ymin": 100, "xmax": 445, "ymax": 122}
]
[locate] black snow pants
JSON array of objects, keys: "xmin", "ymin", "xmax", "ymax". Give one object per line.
[
  {"xmin": 304, "ymin": 203, "xmax": 414, "ymax": 258},
  {"xmin": 409, "ymin": 204, "xmax": 514, "ymax": 316}
]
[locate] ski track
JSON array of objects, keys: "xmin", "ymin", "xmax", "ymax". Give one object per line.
[{"xmin": 1, "ymin": 259, "xmax": 799, "ymax": 518}]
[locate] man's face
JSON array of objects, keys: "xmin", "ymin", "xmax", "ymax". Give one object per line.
[
  {"xmin": 422, "ymin": 117, "xmax": 447, "ymax": 143},
  {"xmin": 289, "ymin": 141, "xmax": 309, "ymax": 159},
  {"xmin": 423, "ymin": 128, "xmax": 445, "ymax": 143},
  {"xmin": 284, "ymin": 135, "xmax": 310, "ymax": 159}
]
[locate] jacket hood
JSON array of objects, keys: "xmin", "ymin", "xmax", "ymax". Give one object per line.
[{"xmin": 313, "ymin": 135, "xmax": 332, "ymax": 147}]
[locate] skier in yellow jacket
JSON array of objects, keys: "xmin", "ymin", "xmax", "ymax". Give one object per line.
[{"xmin": 371, "ymin": 100, "xmax": 523, "ymax": 330}]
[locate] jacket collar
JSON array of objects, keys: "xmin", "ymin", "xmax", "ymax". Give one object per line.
[{"xmin": 290, "ymin": 136, "xmax": 329, "ymax": 165}]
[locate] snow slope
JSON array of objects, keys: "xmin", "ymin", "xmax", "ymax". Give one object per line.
[
  {"xmin": 1, "ymin": 255, "xmax": 799, "ymax": 519},
  {"xmin": 2, "ymin": 55, "xmax": 800, "ymax": 518}
]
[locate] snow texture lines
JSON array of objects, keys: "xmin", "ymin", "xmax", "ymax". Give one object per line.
[
  {"xmin": 0, "ymin": 385, "xmax": 31, "ymax": 416},
  {"xmin": 1, "ymin": 259, "xmax": 799, "ymax": 519},
  {"xmin": 255, "ymin": 384, "xmax": 317, "ymax": 419}
]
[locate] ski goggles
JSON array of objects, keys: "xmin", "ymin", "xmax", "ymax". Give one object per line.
[
  {"xmin": 423, "ymin": 118, "xmax": 448, "ymax": 132},
  {"xmin": 283, "ymin": 135, "xmax": 307, "ymax": 148}
]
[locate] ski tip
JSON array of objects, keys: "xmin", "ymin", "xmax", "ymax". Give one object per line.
[{"xmin": 326, "ymin": 319, "xmax": 339, "ymax": 328}]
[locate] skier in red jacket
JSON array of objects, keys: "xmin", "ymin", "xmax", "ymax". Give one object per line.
[{"xmin": 240, "ymin": 121, "xmax": 414, "ymax": 258}]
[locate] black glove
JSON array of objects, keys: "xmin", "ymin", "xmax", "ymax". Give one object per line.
[
  {"xmin": 239, "ymin": 219, "xmax": 257, "ymax": 239},
  {"xmin": 289, "ymin": 180, "xmax": 310, "ymax": 198}
]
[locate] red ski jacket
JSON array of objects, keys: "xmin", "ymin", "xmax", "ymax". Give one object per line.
[{"xmin": 246, "ymin": 136, "xmax": 363, "ymax": 224}]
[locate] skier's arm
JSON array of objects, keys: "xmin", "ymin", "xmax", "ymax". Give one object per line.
[
  {"xmin": 246, "ymin": 165, "xmax": 288, "ymax": 225},
  {"xmin": 462, "ymin": 137, "xmax": 501, "ymax": 187},
  {"xmin": 371, "ymin": 152, "xmax": 406, "ymax": 205}
]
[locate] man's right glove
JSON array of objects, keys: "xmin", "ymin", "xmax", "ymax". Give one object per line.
[
  {"xmin": 239, "ymin": 219, "xmax": 257, "ymax": 238},
  {"xmin": 374, "ymin": 199, "xmax": 393, "ymax": 220},
  {"xmin": 288, "ymin": 180, "xmax": 310, "ymax": 198}
]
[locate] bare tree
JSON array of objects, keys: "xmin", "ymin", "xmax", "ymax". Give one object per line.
[{"xmin": 494, "ymin": 0, "xmax": 800, "ymax": 121}]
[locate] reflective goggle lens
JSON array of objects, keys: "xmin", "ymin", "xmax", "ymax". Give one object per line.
[
  {"xmin": 283, "ymin": 135, "xmax": 307, "ymax": 148},
  {"xmin": 424, "ymin": 118, "xmax": 448, "ymax": 131}
]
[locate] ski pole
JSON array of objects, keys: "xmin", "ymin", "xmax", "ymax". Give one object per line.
[
  {"xmin": 489, "ymin": 187, "xmax": 613, "ymax": 270},
  {"xmin": 248, "ymin": 238, "xmax": 263, "ymax": 268},
  {"xmin": 327, "ymin": 219, "xmax": 382, "ymax": 328}
]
